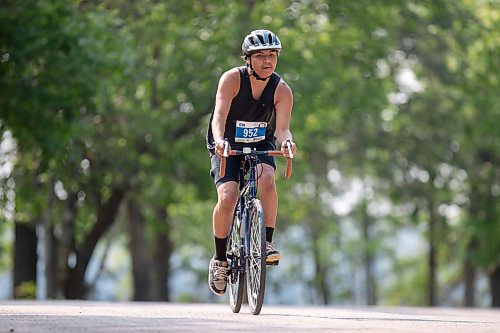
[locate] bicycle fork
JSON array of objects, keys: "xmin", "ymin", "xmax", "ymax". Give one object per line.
[{"xmin": 228, "ymin": 200, "xmax": 246, "ymax": 276}]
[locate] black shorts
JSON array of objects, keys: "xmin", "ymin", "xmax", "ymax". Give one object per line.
[{"xmin": 209, "ymin": 141, "xmax": 277, "ymax": 187}]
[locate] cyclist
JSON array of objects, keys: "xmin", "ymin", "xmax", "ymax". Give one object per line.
[{"xmin": 206, "ymin": 29, "xmax": 297, "ymax": 296}]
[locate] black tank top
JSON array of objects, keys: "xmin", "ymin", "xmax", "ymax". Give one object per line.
[{"xmin": 206, "ymin": 66, "xmax": 281, "ymax": 152}]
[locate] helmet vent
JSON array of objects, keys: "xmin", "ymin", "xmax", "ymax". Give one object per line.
[{"xmin": 242, "ymin": 29, "xmax": 282, "ymax": 55}]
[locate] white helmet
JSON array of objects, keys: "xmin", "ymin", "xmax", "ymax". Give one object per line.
[{"xmin": 242, "ymin": 29, "xmax": 282, "ymax": 56}]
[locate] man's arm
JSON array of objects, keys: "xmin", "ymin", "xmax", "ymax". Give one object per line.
[
  {"xmin": 211, "ymin": 68, "xmax": 239, "ymax": 156},
  {"xmin": 274, "ymin": 80, "xmax": 297, "ymax": 155}
]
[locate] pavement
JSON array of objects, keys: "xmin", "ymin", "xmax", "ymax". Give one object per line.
[{"xmin": 1, "ymin": 301, "xmax": 499, "ymax": 333}]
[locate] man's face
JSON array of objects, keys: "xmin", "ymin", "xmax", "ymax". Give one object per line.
[{"xmin": 248, "ymin": 49, "xmax": 279, "ymax": 78}]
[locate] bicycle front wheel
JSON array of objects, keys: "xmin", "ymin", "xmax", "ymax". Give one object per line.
[
  {"xmin": 227, "ymin": 209, "xmax": 245, "ymax": 313},
  {"xmin": 245, "ymin": 198, "xmax": 266, "ymax": 315}
]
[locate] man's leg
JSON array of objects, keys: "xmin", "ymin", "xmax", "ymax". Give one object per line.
[
  {"xmin": 257, "ymin": 163, "xmax": 278, "ymax": 229},
  {"xmin": 257, "ymin": 163, "xmax": 282, "ymax": 263},
  {"xmin": 208, "ymin": 180, "xmax": 238, "ymax": 296},
  {"xmin": 213, "ymin": 181, "xmax": 239, "ymax": 257}
]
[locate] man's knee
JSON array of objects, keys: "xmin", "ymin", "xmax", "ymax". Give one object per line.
[
  {"xmin": 258, "ymin": 164, "xmax": 276, "ymax": 189},
  {"xmin": 217, "ymin": 183, "xmax": 238, "ymax": 212}
]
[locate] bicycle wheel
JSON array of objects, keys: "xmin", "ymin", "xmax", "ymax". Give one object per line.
[
  {"xmin": 245, "ymin": 198, "xmax": 266, "ymax": 315},
  {"xmin": 227, "ymin": 210, "xmax": 245, "ymax": 313}
]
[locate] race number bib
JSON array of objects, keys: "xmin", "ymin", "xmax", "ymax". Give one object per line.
[{"xmin": 235, "ymin": 121, "xmax": 267, "ymax": 143}]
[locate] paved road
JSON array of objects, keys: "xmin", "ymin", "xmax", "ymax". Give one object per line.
[{"xmin": 1, "ymin": 301, "xmax": 499, "ymax": 333}]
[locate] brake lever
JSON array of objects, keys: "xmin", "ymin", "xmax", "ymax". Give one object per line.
[{"xmin": 285, "ymin": 140, "xmax": 294, "ymax": 159}]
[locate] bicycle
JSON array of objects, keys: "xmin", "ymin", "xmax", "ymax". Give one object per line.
[{"xmin": 219, "ymin": 140, "xmax": 293, "ymax": 315}]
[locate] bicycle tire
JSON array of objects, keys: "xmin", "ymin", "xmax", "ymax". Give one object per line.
[
  {"xmin": 245, "ymin": 198, "xmax": 266, "ymax": 315},
  {"xmin": 227, "ymin": 210, "xmax": 245, "ymax": 313}
]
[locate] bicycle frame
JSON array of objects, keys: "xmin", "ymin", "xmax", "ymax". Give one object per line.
[
  {"xmin": 228, "ymin": 149, "xmax": 264, "ymax": 278},
  {"xmin": 221, "ymin": 142, "xmax": 293, "ymax": 314},
  {"xmin": 238, "ymin": 150, "xmax": 260, "ymax": 263},
  {"xmin": 224, "ymin": 144, "xmax": 293, "ymax": 261}
]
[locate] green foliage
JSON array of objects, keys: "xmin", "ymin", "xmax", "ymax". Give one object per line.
[
  {"xmin": 14, "ymin": 280, "xmax": 37, "ymax": 299},
  {"xmin": 384, "ymin": 256, "xmax": 428, "ymax": 306},
  {"xmin": 0, "ymin": 0, "xmax": 121, "ymax": 162},
  {"xmin": 1, "ymin": 0, "xmax": 499, "ymax": 305}
]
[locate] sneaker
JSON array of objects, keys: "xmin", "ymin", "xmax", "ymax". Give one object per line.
[
  {"xmin": 266, "ymin": 242, "xmax": 282, "ymax": 264},
  {"xmin": 208, "ymin": 256, "xmax": 229, "ymax": 296}
]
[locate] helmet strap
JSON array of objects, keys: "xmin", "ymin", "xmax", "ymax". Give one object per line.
[{"xmin": 246, "ymin": 58, "xmax": 270, "ymax": 81}]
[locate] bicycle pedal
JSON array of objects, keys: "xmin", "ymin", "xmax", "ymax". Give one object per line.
[{"xmin": 266, "ymin": 260, "xmax": 279, "ymax": 266}]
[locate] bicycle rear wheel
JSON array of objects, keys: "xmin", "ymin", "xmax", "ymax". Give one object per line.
[
  {"xmin": 227, "ymin": 210, "xmax": 245, "ymax": 313},
  {"xmin": 245, "ymin": 199, "xmax": 266, "ymax": 315}
]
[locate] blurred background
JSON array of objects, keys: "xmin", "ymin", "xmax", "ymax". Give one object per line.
[{"xmin": 0, "ymin": 0, "xmax": 499, "ymax": 307}]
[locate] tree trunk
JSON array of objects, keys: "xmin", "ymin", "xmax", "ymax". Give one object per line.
[
  {"xmin": 490, "ymin": 265, "xmax": 500, "ymax": 308},
  {"xmin": 428, "ymin": 201, "xmax": 437, "ymax": 306},
  {"xmin": 13, "ymin": 222, "xmax": 37, "ymax": 298},
  {"xmin": 312, "ymin": 236, "xmax": 330, "ymax": 305},
  {"xmin": 362, "ymin": 205, "xmax": 377, "ymax": 305},
  {"xmin": 63, "ymin": 185, "xmax": 128, "ymax": 299},
  {"xmin": 146, "ymin": 44, "xmax": 170, "ymax": 300},
  {"xmin": 37, "ymin": 179, "xmax": 58, "ymax": 299},
  {"xmin": 308, "ymin": 212, "xmax": 331, "ymax": 305},
  {"xmin": 463, "ymin": 239, "xmax": 477, "ymax": 307},
  {"xmin": 47, "ymin": 224, "xmax": 58, "ymax": 298},
  {"xmin": 56, "ymin": 192, "xmax": 79, "ymax": 299},
  {"xmin": 127, "ymin": 196, "xmax": 152, "ymax": 301},
  {"xmin": 307, "ymin": 182, "xmax": 331, "ymax": 305},
  {"xmin": 150, "ymin": 207, "xmax": 171, "ymax": 301}
]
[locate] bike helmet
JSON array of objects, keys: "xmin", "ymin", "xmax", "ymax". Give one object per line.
[{"xmin": 242, "ymin": 29, "xmax": 282, "ymax": 56}]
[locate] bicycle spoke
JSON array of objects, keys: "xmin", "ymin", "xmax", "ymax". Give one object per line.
[
  {"xmin": 227, "ymin": 210, "xmax": 244, "ymax": 313},
  {"xmin": 245, "ymin": 199, "xmax": 266, "ymax": 315}
]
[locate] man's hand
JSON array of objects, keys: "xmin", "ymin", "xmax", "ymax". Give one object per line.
[
  {"xmin": 281, "ymin": 140, "xmax": 296, "ymax": 158},
  {"xmin": 214, "ymin": 138, "xmax": 229, "ymax": 157}
]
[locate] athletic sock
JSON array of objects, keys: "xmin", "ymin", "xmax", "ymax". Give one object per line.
[
  {"xmin": 214, "ymin": 236, "xmax": 228, "ymax": 261},
  {"xmin": 266, "ymin": 227, "xmax": 274, "ymax": 243}
]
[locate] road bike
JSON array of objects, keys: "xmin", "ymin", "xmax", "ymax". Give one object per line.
[{"xmin": 219, "ymin": 140, "xmax": 293, "ymax": 315}]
